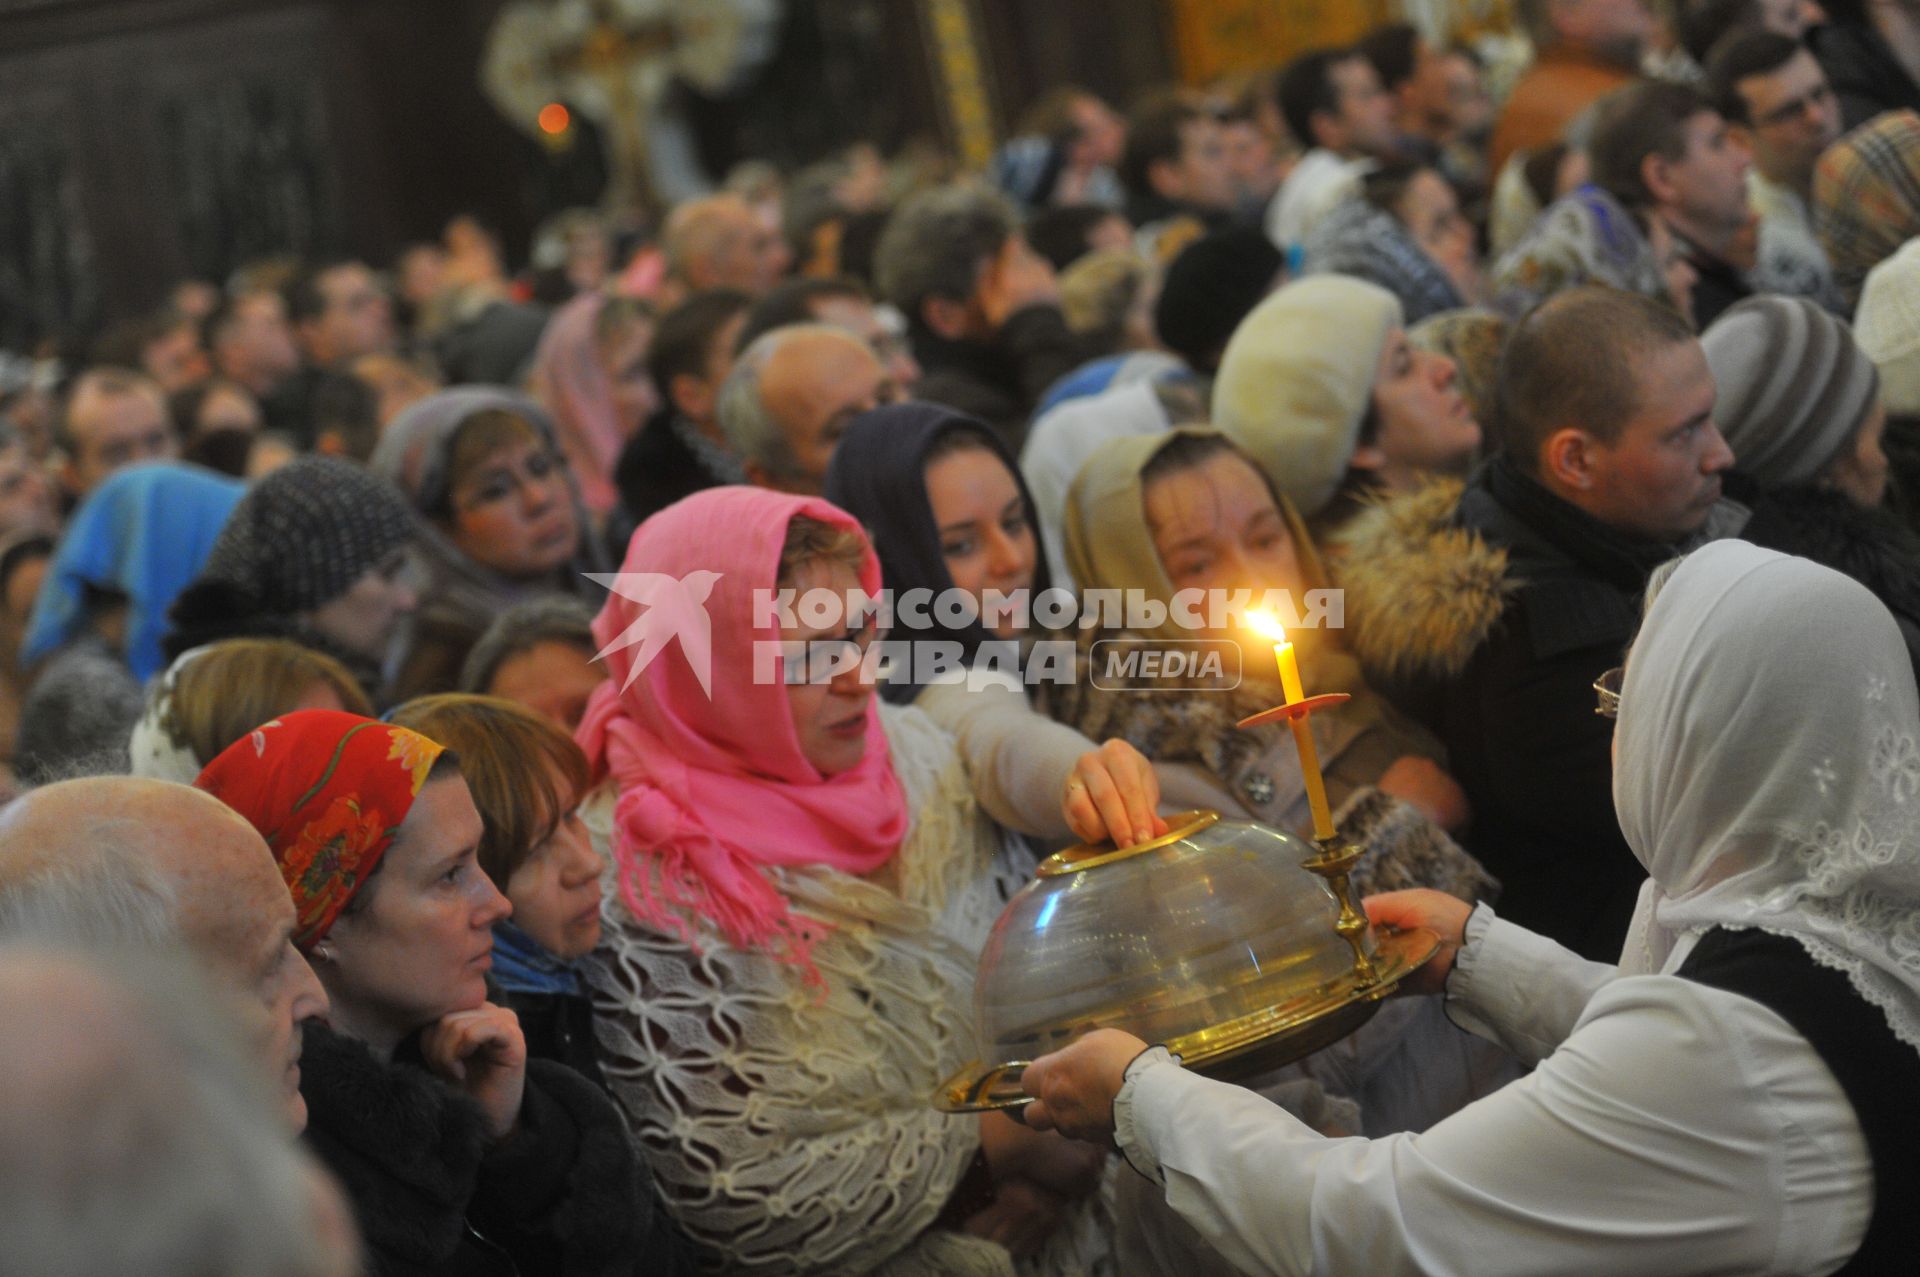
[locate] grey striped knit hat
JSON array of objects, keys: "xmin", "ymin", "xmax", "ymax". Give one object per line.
[{"xmin": 1700, "ymin": 295, "xmax": 1879, "ymax": 492}]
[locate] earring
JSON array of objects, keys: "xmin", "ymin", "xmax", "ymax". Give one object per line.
[{"xmin": 312, "ymin": 943, "xmax": 334, "ymax": 963}]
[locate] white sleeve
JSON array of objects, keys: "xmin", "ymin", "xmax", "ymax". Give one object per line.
[
  {"xmin": 914, "ymin": 675, "xmax": 1089, "ymax": 839},
  {"xmin": 1442, "ymin": 904, "xmax": 1619, "ymax": 1064},
  {"xmin": 1114, "ymin": 976, "xmax": 1871, "ymax": 1277}
]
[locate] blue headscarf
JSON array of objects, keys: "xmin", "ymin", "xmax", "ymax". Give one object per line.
[
  {"xmin": 822, "ymin": 402, "xmax": 1053, "ymax": 703},
  {"xmin": 23, "ymin": 463, "xmax": 245, "ymax": 681}
]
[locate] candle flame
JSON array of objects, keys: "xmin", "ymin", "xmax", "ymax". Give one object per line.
[{"xmin": 1245, "ymin": 609, "xmax": 1288, "ymax": 643}]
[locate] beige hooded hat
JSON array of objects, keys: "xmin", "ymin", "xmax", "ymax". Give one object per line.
[{"xmin": 1211, "ymin": 275, "xmax": 1402, "ymax": 517}]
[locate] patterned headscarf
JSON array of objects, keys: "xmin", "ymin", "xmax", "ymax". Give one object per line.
[
  {"xmin": 196, "ymin": 710, "xmax": 446, "ymax": 950},
  {"xmin": 1815, "ymin": 110, "xmax": 1920, "ymax": 311}
]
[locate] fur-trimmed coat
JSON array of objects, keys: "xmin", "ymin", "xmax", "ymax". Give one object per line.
[
  {"xmin": 300, "ymin": 1022, "xmax": 697, "ymax": 1277},
  {"xmin": 1331, "ymin": 466, "xmax": 1747, "ymax": 961}
]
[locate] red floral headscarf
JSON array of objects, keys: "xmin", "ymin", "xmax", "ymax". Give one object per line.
[{"xmin": 196, "ymin": 709, "xmax": 446, "ymax": 950}]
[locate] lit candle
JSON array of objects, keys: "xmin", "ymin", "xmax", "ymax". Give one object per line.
[{"xmin": 1247, "ymin": 611, "xmax": 1337, "ymax": 841}]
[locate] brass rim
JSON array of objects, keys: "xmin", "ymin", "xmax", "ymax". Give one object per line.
[
  {"xmin": 1035, "ymin": 810, "xmax": 1220, "ymax": 878},
  {"xmin": 932, "ymin": 926, "xmax": 1441, "ymax": 1113}
]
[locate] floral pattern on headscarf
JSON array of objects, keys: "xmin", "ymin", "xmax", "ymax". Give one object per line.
[{"xmin": 195, "ymin": 709, "xmax": 446, "ymax": 950}]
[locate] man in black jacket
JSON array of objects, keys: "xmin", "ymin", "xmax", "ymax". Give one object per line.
[
  {"xmin": 613, "ymin": 288, "xmax": 753, "ymax": 541},
  {"xmin": 1340, "ymin": 287, "xmax": 1743, "ymax": 959},
  {"xmin": 873, "ymin": 185, "xmax": 1086, "ymax": 452}
]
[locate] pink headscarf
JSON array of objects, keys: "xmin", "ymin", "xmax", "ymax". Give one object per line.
[
  {"xmin": 575, "ymin": 487, "xmax": 908, "ymax": 981},
  {"xmin": 529, "ymin": 292, "xmax": 635, "ymax": 515}
]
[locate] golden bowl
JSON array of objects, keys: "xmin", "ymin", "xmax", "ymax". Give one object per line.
[{"xmin": 935, "ymin": 811, "xmax": 1437, "ymax": 1113}]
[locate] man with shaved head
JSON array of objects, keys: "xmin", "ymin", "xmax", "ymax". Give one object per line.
[
  {"xmin": 0, "ymin": 776, "xmax": 329, "ymax": 1129},
  {"xmin": 1338, "ymin": 287, "xmax": 1742, "ymax": 961},
  {"xmin": 715, "ymin": 323, "xmax": 901, "ymax": 494}
]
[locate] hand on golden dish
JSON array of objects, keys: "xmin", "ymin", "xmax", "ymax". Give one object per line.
[{"xmin": 1019, "ymin": 1028, "xmax": 1152, "ymax": 1145}]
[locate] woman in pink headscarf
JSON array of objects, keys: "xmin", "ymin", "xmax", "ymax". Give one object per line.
[
  {"xmin": 575, "ymin": 486, "xmax": 1113, "ymax": 1276},
  {"xmin": 528, "ymin": 291, "xmax": 657, "ymax": 516}
]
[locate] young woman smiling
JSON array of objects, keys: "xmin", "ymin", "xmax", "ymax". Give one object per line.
[{"xmin": 825, "ymin": 402, "xmax": 1163, "ymax": 847}]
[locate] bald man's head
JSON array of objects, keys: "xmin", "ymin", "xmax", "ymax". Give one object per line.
[
  {"xmin": 665, "ymin": 194, "xmax": 792, "ymax": 295},
  {"xmin": 0, "ymin": 778, "xmax": 328, "ymax": 1129},
  {"xmin": 716, "ymin": 325, "xmax": 894, "ymax": 495}
]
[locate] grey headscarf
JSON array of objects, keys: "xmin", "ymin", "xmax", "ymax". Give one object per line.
[
  {"xmin": 1303, "ymin": 196, "xmax": 1465, "ymax": 326},
  {"xmin": 371, "ymin": 388, "xmax": 608, "ymax": 688}
]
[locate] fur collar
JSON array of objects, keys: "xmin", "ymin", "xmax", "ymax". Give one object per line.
[{"xmin": 1329, "ymin": 478, "xmax": 1515, "ymax": 684}]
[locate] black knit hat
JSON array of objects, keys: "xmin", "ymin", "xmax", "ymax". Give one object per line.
[
  {"xmin": 1153, "ymin": 225, "xmax": 1286, "ymax": 373},
  {"xmin": 195, "ymin": 456, "xmax": 416, "ymax": 614}
]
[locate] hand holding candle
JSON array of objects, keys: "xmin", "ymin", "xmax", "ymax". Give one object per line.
[{"xmin": 1245, "ymin": 611, "xmax": 1337, "ymax": 841}]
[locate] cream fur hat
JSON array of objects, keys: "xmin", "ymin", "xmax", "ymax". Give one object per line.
[
  {"xmin": 1211, "ymin": 275, "xmax": 1401, "ymax": 516},
  {"xmin": 1854, "ymin": 235, "xmax": 1920, "ymax": 419}
]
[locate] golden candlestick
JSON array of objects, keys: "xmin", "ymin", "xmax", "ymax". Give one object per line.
[{"xmin": 1301, "ymin": 837, "xmax": 1380, "ymax": 985}]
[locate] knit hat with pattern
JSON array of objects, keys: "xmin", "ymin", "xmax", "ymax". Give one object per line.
[
  {"xmin": 195, "ymin": 456, "xmax": 415, "ymax": 613},
  {"xmin": 1700, "ymin": 294, "xmax": 1879, "ymax": 491}
]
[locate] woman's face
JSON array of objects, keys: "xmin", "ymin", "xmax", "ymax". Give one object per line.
[
  {"xmin": 782, "ymin": 558, "xmax": 877, "ymax": 777},
  {"xmin": 503, "ymin": 781, "xmax": 602, "ymax": 961},
  {"xmin": 1394, "ymin": 170, "xmax": 1479, "ymax": 296},
  {"xmin": 488, "ymin": 639, "xmax": 608, "ymax": 731},
  {"xmin": 597, "ymin": 317, "xmax": 659, "ymax": 434},
  {"xmin": 0, "ymin": 443, "xmax": 57, "ymax": 539},
  {"xmin": 447, "ymin": 435, "xmax": 581, "ymax": 579},
  {"xmin": 322, "ymin": 776, "xmax": 509, "ymax": 1039},
  {"xmin": 1825, "ymin": 397, "xmax": 1890, "ymax": 508},
  {"xmin": 1367, "ymin": 328, "xmax": 1482, "ymax": 483},
  {"xmin": 305, "ymin": 547, "xmax": 417, "ymax": 659},
  {"xmin": 924, "ymin": 445, "xmax": 1037, "ymax": 639},
  {"xmin": 1143, "ymin": 451, "xmax": 1303, "ymax": 632}
]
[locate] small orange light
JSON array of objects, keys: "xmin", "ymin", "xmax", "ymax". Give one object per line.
[{"xmin": 538, "ymin": 103, "xmax": 571, "ymax": 135}]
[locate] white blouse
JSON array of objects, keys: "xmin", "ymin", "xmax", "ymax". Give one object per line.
[{"xmin": 1112, "ymin": 905, "xmax": 1873, "ymax": 1277}]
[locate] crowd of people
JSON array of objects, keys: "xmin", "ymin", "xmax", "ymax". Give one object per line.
[{"xmin": 0, "ymin": 0, "xmax": 1917, "ymax": 1271}]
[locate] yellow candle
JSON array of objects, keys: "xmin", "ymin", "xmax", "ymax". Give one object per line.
[{"xmin": 1249, "ymin": 612, "xmax": 1337, "ymax": 841}]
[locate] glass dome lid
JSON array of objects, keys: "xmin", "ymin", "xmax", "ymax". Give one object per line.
[{"xmin": 935, "ymin": 811, "xmax": 1437, "ymax": 1113}]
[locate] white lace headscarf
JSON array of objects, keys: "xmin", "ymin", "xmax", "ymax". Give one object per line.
[{"xmin": 1615, "ymin": 541, "xmax": 1920, "ymax": 1052}]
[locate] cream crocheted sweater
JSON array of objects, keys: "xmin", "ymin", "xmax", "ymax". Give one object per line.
[{"xmin": 580, "ymin": 703, "xmax": 1111, "ymax": 1277}]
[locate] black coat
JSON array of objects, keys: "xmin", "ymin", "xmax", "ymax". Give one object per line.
[
  {"xmin": 499, "ymin": 987, "xmax": 608, "ymax": 1092},
  {"xmin": 1679, "ymin": 240, "xmax": 1752, "ymax": 332},
  {"xmin": 1372, "ymin": 460, "xmax": 1743, "ymax": 960},
  {"xmin": 300, "ymin": 1022, "xmax": 696, "ymax": 1277},
  {"xmin": 1740, "ymin": 482, "xmax": 1920, "ymax": 684},
  {"xmin": 612, "ymin": 407, "xmax": 735, "ymax": 551},
  {"xmin": 907, "ymin": 305, "xmax": 1087, "ymax": 452}
]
